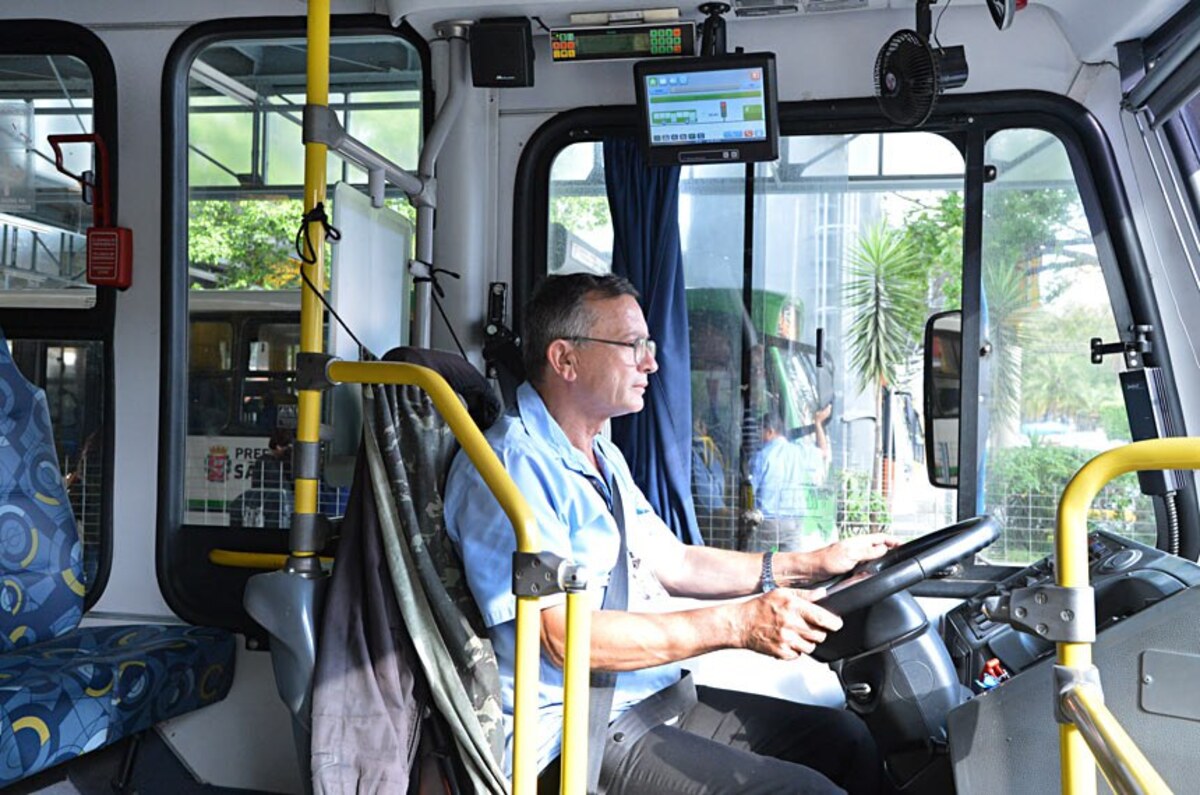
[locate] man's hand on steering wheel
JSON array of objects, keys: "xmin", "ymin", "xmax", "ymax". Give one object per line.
[
  {"xmin": 783, "ymin": 533, "xmax": 901, "ymax": 584},
  {"xmin": 737, "ymin": 588, "xmax": 844, "ymax": 660}
]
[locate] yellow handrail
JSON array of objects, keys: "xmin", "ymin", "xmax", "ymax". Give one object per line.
[
  {"xmin": 1057, "ymin": 437, "xmax": 1199, "ymax": 795},
  {"xmin": 209, "ymin": 549, "xmax": 333, "ymax": 570},
  {"xmin": 293, "ymin": 0, "xmax": 331, "ymax": 559},
  {"xmin": 560, "ymin": 590, "xmax": 592, "ymax": 794},
  {"xmin": 327, "ymin": 360, "xmax": 546, "ymax": 794}
]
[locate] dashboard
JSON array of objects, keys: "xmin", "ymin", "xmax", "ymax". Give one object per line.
[{"xmin": 941, "ymin": 530, "xmax": 1200, "ymax": 692}]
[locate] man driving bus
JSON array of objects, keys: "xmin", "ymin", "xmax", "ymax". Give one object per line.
[{"xmin": 445, "ymin": 273, "xmax": 897, "ymax": 794}]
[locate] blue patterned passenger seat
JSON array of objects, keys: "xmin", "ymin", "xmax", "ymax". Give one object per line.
[{"xmin": 0, "ymin": 330, "xmax": 235, "ymax": 786}]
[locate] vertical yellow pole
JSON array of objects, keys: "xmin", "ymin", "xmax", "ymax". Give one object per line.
[
  {"xmin": 294, "ymin": 0, "xmax": 330, "ymax": 556},
  {"xmin": 1058, "ymin": 473, "xmax": 1094, "ymax": 795},
  {"xmin": 559, "ymin": 590, "xmax": 592, "ymax": 794},
  {"xmin": 513, "ymin": 596, "xmax": 540, "ymax": 795}
]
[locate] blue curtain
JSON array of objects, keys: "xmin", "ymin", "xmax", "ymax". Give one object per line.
[{"xmin": 603, "ymin": 138, "xmax": 703, "ymax": 546}]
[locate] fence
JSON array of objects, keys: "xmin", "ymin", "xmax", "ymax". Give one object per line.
[{"xmin": 696, "ymin": 480, "xmax": 1156, "ymax": 566}]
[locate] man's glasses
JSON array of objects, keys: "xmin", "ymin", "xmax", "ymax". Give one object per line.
[{"xmin": 571, "ymin": 336, "xmax": 657, "ymax": 364}]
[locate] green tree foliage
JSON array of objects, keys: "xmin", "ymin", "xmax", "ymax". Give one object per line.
[
  {"xmin": 189, "ymin": 199, "xmax": 305, "ymax": 289},
  {"xmin": 844, "ymin": 223, "xmax": 925, "ymax": 494},
  {"xmin": 845, "ymin": 223, "xmax": 926, "ymax": 392},
  {"xmin": 1021, "ymin": 305, "xmax": 1123, "ymax": 429},
  {"xmin": 550, "ymin": 195, "xmax": 611, "ymax": 233},
  {"xmin": 984, "ymin": 187, "xmax": 1073, "ymax": 271},
  {"xmin": 981, "ymin": 260, "xmax": 1035, "ymax": 424},
  {"xmin": 984, "ymin": 442, "xmax": 1149, "ymax": 561},
  {"xmin": 902, "ymin": 192, "xmax": 963, "ymax": 310}
]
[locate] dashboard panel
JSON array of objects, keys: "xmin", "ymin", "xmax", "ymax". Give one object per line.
[{"xmin": 941, "ymin": 530, "xmax": 1200, "ymax": 692}]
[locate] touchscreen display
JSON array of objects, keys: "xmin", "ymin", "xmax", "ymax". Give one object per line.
[{"xmin": 643, "ymin": 66, "xmax": 769, "ymax": 147}]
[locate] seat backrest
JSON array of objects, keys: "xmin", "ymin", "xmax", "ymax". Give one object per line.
[
  {"xmin": 0, "ymin": 331, "xmax": 84, "ymax": 650},
  {"xmin": 311, "ymin": 348, "xmax": 508, "ymax": 793},
  {"xmin": 373, "ymin": 347, "xmax": 505, "ymax": 756}
]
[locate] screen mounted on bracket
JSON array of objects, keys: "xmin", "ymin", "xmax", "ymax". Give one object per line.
[{"xmin": 634, "ymin": 52, "xmax": 779, "ymax": 167}]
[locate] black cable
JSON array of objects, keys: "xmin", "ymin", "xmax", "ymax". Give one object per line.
[
  {"xmin": 294, "ymin": 202, "xmax": 340, "ymax": 263},
  {"xmin": 414, "ymin": 265, "xmax": 469, "ymax": 360},
  {"xmin": 531, "ymin": 16, "xmax": 552, "ymax": 33},
  {"xmin": 933, "ymin": 0, "xmax": 953, "ymax": 48},
  {"xmin": 293, "ymin": 203, "xmax": 375, "ymax": 359}
]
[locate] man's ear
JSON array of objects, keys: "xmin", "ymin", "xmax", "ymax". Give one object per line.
[{"xmin": 546, "ymin": 339, "xmax": 578, "ymax": 382}]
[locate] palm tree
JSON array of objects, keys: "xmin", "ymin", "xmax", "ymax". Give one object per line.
[{"xmin": 844, "ymin": 223, "xmax": 925, "ymax": 498}]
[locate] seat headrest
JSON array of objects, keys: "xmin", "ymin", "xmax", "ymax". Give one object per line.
[{"xmin": 380, "ymin": 347, "xmax": 502, "ymax": 430}]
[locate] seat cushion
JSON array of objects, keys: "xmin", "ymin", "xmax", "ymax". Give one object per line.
[{"xmin": 0, "ymin": 624, "xmax": 235, "ymax": 785}]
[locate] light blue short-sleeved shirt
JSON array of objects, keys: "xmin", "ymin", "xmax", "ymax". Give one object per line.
[
  {"xmin": 750, "ymin": 435, "xmax": 827, "ymax": 518},
  {"xmin": 444, "ymin": 382, "xmax": 684, "ymax": 773}
]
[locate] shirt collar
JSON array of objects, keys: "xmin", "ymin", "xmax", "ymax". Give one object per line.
[{"xmin": 515, "ymin": 382, "xmax": 608, "ymax": 481}]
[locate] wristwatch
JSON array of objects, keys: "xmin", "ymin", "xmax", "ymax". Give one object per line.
[{"xmin": 761, "ymin": 551, "xmax": 778, "ymax": 593}]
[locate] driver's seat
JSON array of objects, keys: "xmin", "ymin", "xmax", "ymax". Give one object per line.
[{"xmin": 309, "ymin": 347, "xmax": 507, "ymax": 793}]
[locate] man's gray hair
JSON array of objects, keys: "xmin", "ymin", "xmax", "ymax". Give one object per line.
[{"xmin": 523, "ymin": 273, "xmax": 640, "ymax": 386}]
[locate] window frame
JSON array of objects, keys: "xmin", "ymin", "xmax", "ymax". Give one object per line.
[
  {"xmin": 159, "ymin": 15, "xmax": 431, "ymax": 631},
  {"xmin": 0, "ymin": 21, "xmax": 119, "ymax": 609},
  {"xmin": 514, "ymin": 91, "xmax": 1198, "ymax": 562}
]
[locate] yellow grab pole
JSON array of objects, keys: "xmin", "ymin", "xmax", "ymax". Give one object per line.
[
  {"xmin": 293, "ymin": 0, "xmax": 330, "ymax": 557},
  {"xmin": 560, "ymin": 590, "xmax": 591, "ymax": 794},
  {"xmin": 327, "ymin": 361, "xmax": 542, "ymax": 794},
  {"xmin": 1056, "ymin": 437, "xmax": 1200, "ymax": 795}
]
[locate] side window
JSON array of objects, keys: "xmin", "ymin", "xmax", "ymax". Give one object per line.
[
  {"xmin": 184, "ymin": 33, "xmax": 422, "ymax": 531},
  {"xmin": 980, "ymin": 129, "xmax": 1153, "ymax": 562},
  {"xmin": 0, "ymin": 54, "xmax": 95, "ymax": 305},
  {"xmin": 0, "ymin": 35, "xmax": 112, "ymax": 598}
]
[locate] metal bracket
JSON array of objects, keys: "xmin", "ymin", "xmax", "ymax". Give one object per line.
[
  {"xmin": 1090, "ymin": 324, "xmax": 1153, "ymax": 368},
  {"xmin": 296, "ymin": 352, "xmax": 336, "ymax": 391},
  {"xmin": 293, "ymin": 440, "xmax": 322, "ymax": 480},
  {"xmin": 982, "ymin": 585, "xmax": 1095, "ymax": 643},
  {"xmin": 1054, "ymin": 664, "xmax": 1102, "ymax": 724},
  {"xmin": 290, "ymin": 513, "xmax": 331, "ymax": 552},
  {"xmin": 512, "ymin": 550, "xmax": 576, "ymax": 597},
  {"xmin": 303, "ymin": 104, "xmax": 424, "ymax": 199}
]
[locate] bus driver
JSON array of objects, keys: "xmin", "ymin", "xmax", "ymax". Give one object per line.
[{"xmin": 445, "ymin": 273, "xmax": 897, "ymax": 794}]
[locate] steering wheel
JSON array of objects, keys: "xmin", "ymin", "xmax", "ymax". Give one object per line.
[{"xmin": 815, "ymin": 515, "xmax": 1000, "ymax": 618}]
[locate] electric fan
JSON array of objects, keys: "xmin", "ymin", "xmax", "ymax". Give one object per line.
[{"xmin": 874, "ymin": 0, "xmax": 968, "ymax": 127}]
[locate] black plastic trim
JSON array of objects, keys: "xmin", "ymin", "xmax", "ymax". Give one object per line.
[
  {"xmin": 159, "ymin": 15, "xmax": 431, "ymax": 631},
  {"xmin": 512, "ymin": 89, "xmax": 1197, "ymax": 557},
  {"xmin": 0, "ymin": 21, "xmax": 118, "ymax": 610}
]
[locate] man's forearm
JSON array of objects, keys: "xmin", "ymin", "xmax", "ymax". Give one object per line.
[
  {"xmin": 540, "ymin": 587, "xmax": 844, "ymax": 670},
  {"xmin": 541, "ymin": 602, "xmax": 742, "ymax": 671},
  {"xmin": 659, "ymin": 546, "xmax": 820, "ymax": 598}
]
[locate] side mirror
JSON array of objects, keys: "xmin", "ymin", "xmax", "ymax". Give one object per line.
[{"xmin": 924, "ymin": 310, "xmax": 962, "ymax": 488}]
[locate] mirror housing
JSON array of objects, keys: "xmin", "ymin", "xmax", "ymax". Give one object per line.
[{"xmin": 924, "ymin": 311, "xmax": 962, "ymax": 488}]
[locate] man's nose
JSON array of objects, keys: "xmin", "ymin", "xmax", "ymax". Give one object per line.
[{"xmin": 641, "ymin": 349, "xmax": 658, "ymax": 373}]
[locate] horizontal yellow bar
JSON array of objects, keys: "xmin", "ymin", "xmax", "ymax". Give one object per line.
[
  {"xmin": 1062, "ymin": 684, "xmax": 1173, "ymax": 795},
  {"xmin": 209, "ymin": 549, "xmax": 333, "ymax": 570}
]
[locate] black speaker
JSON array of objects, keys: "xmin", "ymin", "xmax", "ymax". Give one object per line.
[{"xmin": 470, "ymin": 18, "xmax": 535, "ymax": 88}]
